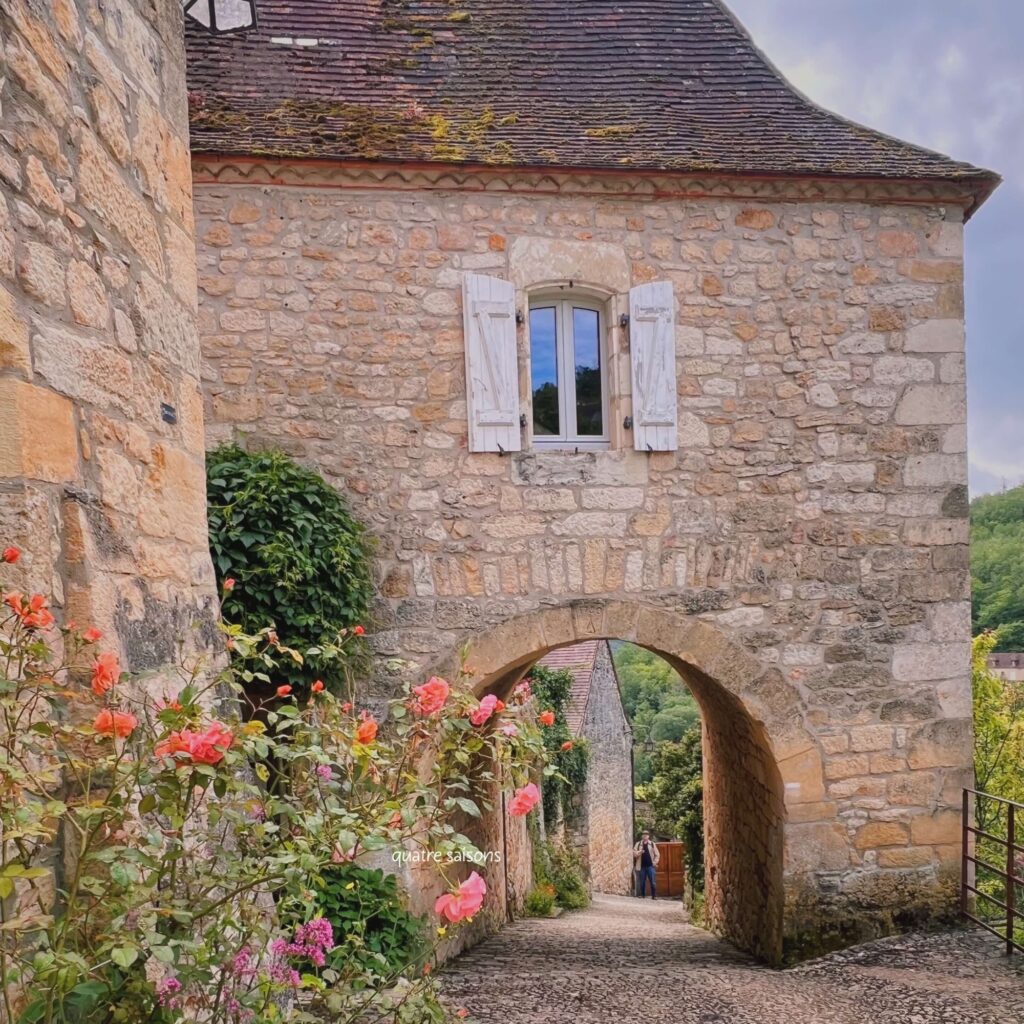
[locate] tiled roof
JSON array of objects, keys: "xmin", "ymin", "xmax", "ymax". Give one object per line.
[
  {"xmin": 536, "ymin": 640, "xmax": 601, "ymax": 736},
  {"xmin": 988, "ymin": 653, "xmax": 1024, "ymax": 669},
  {"xmin": 185, "ymin": 1, "xmax": 998, "ymax": 209}
]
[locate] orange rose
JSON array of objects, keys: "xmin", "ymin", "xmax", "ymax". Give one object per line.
[
  {"xmin": 276, "ymin": 685, "xmax": 292, "ymax": 698},
  {"xmin": 539, "ymin": 710, "xmax": 555, "ymax": 727},
  {"xmin": 94, "ymin": 708, "xmax": 137, "ymax": 738},
  {"xmin": 311, "ymin": 680, "xmax": 325, "ymax": 693},
  {"xmin": 356, "ymin": 711, "xmax": 378, "ymax": 745},
  {"xmin": 82, "ymin": 627, "xmax": 102, "ymax": 644},
  {"xmin": 90, "ymin": 652, "xmax": 121, "ymax": 697},
  {"xmin": 2, "ymin": 546, "xmax": 20, "ymax": 563}
]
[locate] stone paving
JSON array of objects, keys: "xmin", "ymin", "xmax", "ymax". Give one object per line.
[{"xmin": 442, "ymin": 894, "xmax": 1024, "ymax": 1023}]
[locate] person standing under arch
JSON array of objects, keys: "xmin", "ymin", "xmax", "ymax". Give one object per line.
[{"xmin": 634, "ymin": 831, "xmax": 660, "ymax": 899}]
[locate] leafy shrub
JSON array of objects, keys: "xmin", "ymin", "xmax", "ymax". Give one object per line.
[
  {"xmin": 523, "ymin": 884, "xmax": 557, "ymax": 917},
  {"xmin": 535, "ymin": 840, "xmax": 589, "ymax": 911},
  {"xmin": 306, "ymin": 864, "xmax": 426, "ymax": 977},
  {"xmin": 206, "ymin": 444, "xmax": 374, "ymax": 690},
  {"xmin": 527, "ymin": 665, "xmax": 590, "ymax": 825}
]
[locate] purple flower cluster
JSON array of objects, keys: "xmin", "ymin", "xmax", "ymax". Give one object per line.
[
  {"xmin": 315, "ymin": 764, "xmax": 333, "ymax": 781},
  {"xmin": 266, "ymin": 917, "xmax": 336, "ymax": 986},
  {"xmin": 155, "ymin": 976, "xmax": 182, "ymax": 1009}
]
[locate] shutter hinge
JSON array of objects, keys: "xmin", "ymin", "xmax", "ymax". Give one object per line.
[
  {"xmin": 515, "ymin": 309, "xmax": 525, "ymax": 325},
  {"xmin": 520, "ymin": 413, "xmax": 527, "ymax": 428},
  {"xmin": 619, "ymin": 313, "xmax": 630, "ymax": 329},
  {"xmin": 623, "ymin": 415, "xmax": 633, "ymax": 430}
]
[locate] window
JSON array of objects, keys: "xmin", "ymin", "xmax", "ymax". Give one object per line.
[{"xmin": 529, "ymin": 297, "xmax": 608, "ymax": 448}]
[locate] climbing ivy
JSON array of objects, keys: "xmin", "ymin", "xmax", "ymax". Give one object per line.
[
  {"xmin": 206, "ymin": 444, "xmax": 374, "ymax": 692},
  {"xmin": 527, "ymin": 665, "xmax": 590, "ymax": 826}
]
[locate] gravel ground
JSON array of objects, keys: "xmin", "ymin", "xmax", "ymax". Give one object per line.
[{"xmin": 441, "ymin": 893, "xmax": 1024, "ymax": 1023}]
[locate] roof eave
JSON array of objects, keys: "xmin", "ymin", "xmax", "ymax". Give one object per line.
[{"xmin": 189, "ymin": 149, "xmax": 1001, "ymax": 219}]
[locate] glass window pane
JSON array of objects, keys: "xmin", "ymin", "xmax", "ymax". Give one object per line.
[
  {"xmin": 573, "ymin": 307, "xmax": 602, "ymax": 436},
  {"xmin": 530, "ymin": 307, "xmax": 560, "ymax": 436}
]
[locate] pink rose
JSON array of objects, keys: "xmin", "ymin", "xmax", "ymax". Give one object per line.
[
  {"xmin": 470, "ymin": 694, "xmax": 499, "ymax": 727},
  {"xmin": 434, "ymin": 871, "xmax": 487, "ymax": 923},
  {"xmin": 413, "ymin": 676, "xmax": 450, "ymax": 715},
  {"xmin": 508, "ymin": 782, "xmax": 540, "ymax": 817},
  {"xmin": 499, "ymin": 723, "xmax": 519, "ymax": 738}
]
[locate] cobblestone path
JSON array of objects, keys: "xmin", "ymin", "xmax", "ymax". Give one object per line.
[{"xmin": 442, "ymin": 894, "xmax": 1024, "ymax": 1023}]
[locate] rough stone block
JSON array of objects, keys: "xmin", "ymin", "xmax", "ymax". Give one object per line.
[
  {"xmin": 904, "ymin": 320, "xmax": 964, "ymax": 352},
  {"xmin": 0, "ymin": 378, "xmax": 79, "ymax": 484}
]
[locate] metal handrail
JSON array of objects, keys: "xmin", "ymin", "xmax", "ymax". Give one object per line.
[{"xmin": 962, "ymin": 789, "xmax": 1023, "ymax": 955}]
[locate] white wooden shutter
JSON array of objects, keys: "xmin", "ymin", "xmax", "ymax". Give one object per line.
[
  {"xmin": 462, "ymin": 273, "xmax": 521, "ymax": 453},
  {"xmin": 629, "ymin": 281, "xmax": 678, "ymax": 452}
]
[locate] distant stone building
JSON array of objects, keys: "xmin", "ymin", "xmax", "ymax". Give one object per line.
[
  {"xmin": 536, "ymin": 641, "xmax": 634, "ymax": 895},
  {"xmin": 987, "ymin": 653, "xmax": 1024, "ymax": 682}
]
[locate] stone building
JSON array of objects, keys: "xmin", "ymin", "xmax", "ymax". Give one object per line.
[
  {"xmin": 0, "ymin": 0, "xmax": 219, "ymax": 695},
  {"xmin": 184, "ymin": 0, "xmax": 997, "ymax": 963},
  {"xmin": 987, "ymin": 652, "xmax": 1024, "ymax": 682},
  {"xmin": 535, "ymin": 640, "xmax": 634, "ymax": 895},
  {"xmin": 0, "ymin": 0, "xmax": 999, "ymax": 970}
]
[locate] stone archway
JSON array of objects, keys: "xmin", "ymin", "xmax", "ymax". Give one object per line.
[{"xmin": 429, "ymin": 598, "xmax": 820, "ymax": 965}]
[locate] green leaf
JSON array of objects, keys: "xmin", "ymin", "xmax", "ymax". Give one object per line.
[
  {"xmin": 138, "ymin": 793, "xmax": 157, "ymax": 814},
  {"xmin": 111, "ymin": 945, "xmax": 138, "ymax": 969}
]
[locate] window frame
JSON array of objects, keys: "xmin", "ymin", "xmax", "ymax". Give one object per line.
[{"xmin": 528, "ymin": 293, "xmax": 611, "ymax": 450}]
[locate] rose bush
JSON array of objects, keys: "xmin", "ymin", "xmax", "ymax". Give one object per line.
[{"xmin": 0, "ymin": 546, "xmax": 545, "ymax": 1023}]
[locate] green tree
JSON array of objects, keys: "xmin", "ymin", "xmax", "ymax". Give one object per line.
[
  {"xmin": 971, "ymin": 484, "xmax": 1024, "ymax": 645},
  {"xmin": 611, "ymin": 642, "xmax": 699, "ymax": 782},
  {"xmin": 645, "ymin": 727, "xmax": 705, "ymax": 889},
  {"xmin": 973, "ymin": 631, "xmax": 1024, "ymax": 830}
]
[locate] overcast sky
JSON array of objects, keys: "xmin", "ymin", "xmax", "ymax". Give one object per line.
[{"xmin": 726, "ymin": 0, "xmax": 1023, "ymax": 496}]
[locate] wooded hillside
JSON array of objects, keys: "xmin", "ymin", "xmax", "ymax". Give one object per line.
[{"xmin": 971, "ymin": 484, "xmax": 1024, "ymax": 649}]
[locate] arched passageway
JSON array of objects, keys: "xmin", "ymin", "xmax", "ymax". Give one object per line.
[{"xmin": 429, "ymin": 599, "xmax": 810, "ymax": 964}]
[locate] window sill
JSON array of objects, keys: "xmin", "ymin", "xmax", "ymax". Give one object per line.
[
  {"xmin": 532, "ymin": 440, "xmax": 611, "ymax": 453},
  {"xmin": 511, "ymin": 448, "xmax": 650, "ymax": 486}
]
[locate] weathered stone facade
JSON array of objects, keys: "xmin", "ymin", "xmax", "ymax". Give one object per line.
[
  {"xmin": 535, "ymin": 640, "xmax": 634, "ymax": 895},
  {"xmin": 0, "ymin": 0, "xmax": 218, "ymax": 687},
  {"xmin": 576, "ymin": 642, "xmax": 634, "ymax": 896},
  {"xmin": 194, "ymin": 163, "xmax": 973, "ymax": 961}
]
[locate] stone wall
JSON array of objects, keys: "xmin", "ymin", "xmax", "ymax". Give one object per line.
[
  {"xmin": 194, "ymin": 167, "xmax": 972, "ymax": 960},
  {"xmin": 579, "ymin": 642, "xmax": 634, "ymax": 896},
  {"xmin": 0, "ymin": 0, "xmax": 218, "ymax": 689}
]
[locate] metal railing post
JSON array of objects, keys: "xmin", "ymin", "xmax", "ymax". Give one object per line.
[
  {"xmin": 1007, "ymin": 803, "xmax": 1016, "ymax": 956},
  {"xmin": 962, "ymin": 788, "xmax": 970, "ymax": 918}
]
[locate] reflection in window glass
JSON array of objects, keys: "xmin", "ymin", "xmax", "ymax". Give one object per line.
[
  {"xmin": 530, "ymin": 307, "xmax": 559, "ymax": 436},
  {"xmin": 573, "ymin": 307, "xmax": 602, "ymax": 436}
]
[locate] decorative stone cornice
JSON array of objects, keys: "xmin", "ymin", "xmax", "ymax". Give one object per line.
[{"xmin": 191, "ymin": 157, "xmax": 982, "ymax": 215}]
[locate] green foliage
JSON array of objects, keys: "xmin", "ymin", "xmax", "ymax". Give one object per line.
[
  {"xmin": 611, "ymin": 642, "xmax": 699, "ymax": 784},
  {"xmin": 971, "ymin": 484, "xmax": 1024, "ymax": 647},
  {"xmin": 526, "ymin": 665, "xmax": 590, "ymax": 826},
  {"xmin": 302, "ymin": 865, "xmax": 426, "ymax": 977},
  {"xmin": 206, "ymin": 445, "xmax": 374, "ymax": 689},
  {"xmin": 972, "ymin": 632, "xmax": 1024, "ymax": 830},
  {"xmin": 523, "ymin": 884, "xmax": 556, "ymax": 917},
  {"xmin": 645, "ymin": 726, "xmax": 705, "ymax": 889},
  {"xmin": 534, "ymin": 840, "xmax": 589, "ymax": 910}
]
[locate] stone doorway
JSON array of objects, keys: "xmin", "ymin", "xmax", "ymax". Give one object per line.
[{"xmin": 427, "ymin": 600, "xmax": 791, "ymax": 964}]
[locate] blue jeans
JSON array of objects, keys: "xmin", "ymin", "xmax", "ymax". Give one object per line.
[{"xmin": 637, "ymin": 864, "xmax": 656, "ymax": 898}]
